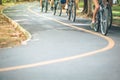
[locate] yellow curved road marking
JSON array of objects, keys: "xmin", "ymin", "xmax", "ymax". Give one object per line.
[{"xmin": 0, "ymin": 6, "xmax": 115, "ymax": 72}]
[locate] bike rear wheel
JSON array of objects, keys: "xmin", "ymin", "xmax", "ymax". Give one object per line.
[
  {"xmin": 100, "ymin": 7, "xmax": 109, "ymax": 35},
  {"xmin": 42, "ymin": 0, "xmax": 48, "ymax": 13},
  {"xmin": 71, "ymin": 1, "xmax": 76, "ymax": 22},
  {"xmin": 68, "ymin": 1, "xmax": 76, "ymax": 22},
  {"xmin": 53, "ymin": 1, "xmax": 62, "ymax": 16},
  {"xmin": 67, "ymin": 3, "xmax": 71, "ymax": 20},
  {"xmin": 44, "ymin": 0, "xmax": 48, "ymax": 13}
]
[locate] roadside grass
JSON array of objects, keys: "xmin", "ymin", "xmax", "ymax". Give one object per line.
[
  {"xmin": 0, "ymin": 3, "xmax": 28, "ymax": 48},
  {"xmin": 112, "ymin": 4, "xmax": 120, "ymax": 26},
  {"xmin": 112, "ymin": 5, "xmax": 120, "ymax": 17}
]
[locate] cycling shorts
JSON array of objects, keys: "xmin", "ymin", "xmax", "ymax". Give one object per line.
[{"xmin": 61, "ymin": 0, "xmax": 66, "ymax": 4}]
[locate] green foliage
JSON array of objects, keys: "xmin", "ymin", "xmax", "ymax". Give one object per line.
[
  {"xmin": 2, "ymin": 0, "xmax": 33, "ymax": 3},
  {"xmin": 112, "ymin": 5, "xmax": 120, "ymax": 17},
  {"xmin": 79, "ymin": 0, "xmax": 84, "ymax": 7},
  {"xmin": 3, "ymin": 0, "xmax": 12, "ymax": 3}
]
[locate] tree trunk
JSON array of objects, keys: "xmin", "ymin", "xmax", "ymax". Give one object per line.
[
  {"xmin": 81, "ymin": 0, "xmax": 88, "ymax": 14},
  {"xmin": 12, "ymin": 0, "xmax": 16, "ymax": 3},
  {"xmin": 0, "ymin": 0, "xmax": 2, "ymax": 5},
  {"xmin": 87, "ymin": 0, "xmax": 92, "ymax": 17}
]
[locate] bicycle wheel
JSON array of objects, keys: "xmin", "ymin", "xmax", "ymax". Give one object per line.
[
  {"xmin": 56, "ymin": 2, "xmax": 62, "ymax": 16},
  {"xmin": 68, "ymin": 2, "xmax": 72, "ymax": 20},
  {"xmin": 71, "ymin": 1, "xmax": 76, "ymax": 22},
  {"xmin": 100, "ymin": 8, "xmax": 109, "ymax": 35},
  {"xmin": 53, "ymin": 1, "xmax": 62, "ymax": 16},
  {"xmin": 94, "ymin": 12, "xmax": 100, "ymax": 32},
  {"xmin": 41, "ymin": 0, "xmax": 44, "ymax": 12},
  {"xmin": 53, "ymin": 1, "xmax": 57, "ymax": 15},
  {"xmin": 44, "ymin": 0, "xmax": 48, "ymax": 13}
]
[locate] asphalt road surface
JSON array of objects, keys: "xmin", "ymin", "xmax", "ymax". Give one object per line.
[{"xmin": 0, "ymin": 1, "xmax": 120, "ymax": 80}]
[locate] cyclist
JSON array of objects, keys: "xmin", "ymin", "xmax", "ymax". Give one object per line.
[
  {"xmin": 65, "ymin": 0, "xmax": 80, "ymax": 9},
  {"xmin": 91, "ymin": 0, "xmax": 100, "ymax": 28},
  {"xmin": 50, "ymin": 0, "xmax": 54, "ymax": 10},
  {"xmin": 91, "ymin": 0, "xmax": 113, "ymax": 28},
  {"xmin": 40, "ymin": 0, "xmax": 54, "ymax": 10},
  {"xmin": 53, "ymin": 0, "xmax": 80, "ymax": 10}
]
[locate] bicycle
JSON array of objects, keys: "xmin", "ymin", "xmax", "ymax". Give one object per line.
[
  {"xmin": 41, "ymin": 0, "xmax": 48, "ymax": 13},
  {"xmin": 53, "ymin": 0, "xmax": 66, "ymax": 16},
  {"xmin": 93, "ymin": 0, "xmax": 112, "ymax": 35},
  {"xmin": 67, "ymin": 0, "xmax": 76, "ymax": 22}
]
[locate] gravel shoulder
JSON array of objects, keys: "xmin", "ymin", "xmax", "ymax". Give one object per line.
[{"xmin": 0, "ymin": 5, "xmax": 30, "ymax": 48}]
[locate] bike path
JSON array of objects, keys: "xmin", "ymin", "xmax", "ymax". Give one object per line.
[{"xmin": 0, "ymin": 1, "xmax": 120, "ymax": 80}]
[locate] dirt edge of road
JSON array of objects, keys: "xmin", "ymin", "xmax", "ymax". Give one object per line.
[{"xmin": 0, "ymin": 5, "xmax": 31, "ymax": 48}]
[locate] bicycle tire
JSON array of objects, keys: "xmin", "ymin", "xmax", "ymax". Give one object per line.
[
  {"xmin": 100, "ymin": 7, "xmax": 109, "ymax": 35},
  {"xmin": 41, "ymin": 0, "xmax": 44, "ymax": 12},
  {"xmin": 68, "ymin": 2, "xmax": 72, "ymax": 20},
  {"xmin": 44, "ymin": 0, "xmax": 48, "ymax": 13},
  {"xmin": 53, "ymin": 1, "xmax": 62, "ymax": 16},
  {"xmin": 56, "ymin": 2, "xmax": 62, "ymax": 16},
  {"xmin": 53, "ymin": 1, "xmax": 57, "ymax": 15},
  {"xmin": 71, "ymin": 1, "xmax": 76, "ymax": 22}
]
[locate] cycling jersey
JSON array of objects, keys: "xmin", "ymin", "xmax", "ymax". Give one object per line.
[{"xmin": 61, "ymin": 0, "xmax": 66, "ymax": 4}]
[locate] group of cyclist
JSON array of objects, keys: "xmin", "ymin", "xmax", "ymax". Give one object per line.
[
  {"xmin": 39, "ymin": 0, "xmax": 80, "ymax": 10},
  {"xmin": 40, "ymin": 0, "xmax": 113, "ymax": 29}
]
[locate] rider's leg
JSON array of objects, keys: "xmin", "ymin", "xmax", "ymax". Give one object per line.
[
  {"xmin": 92, "ymin": 0, "xmax": 100, "ymax": 23},
  {"xmin": 40, "ymin": 0, "xmax": 42, "ymax": 8},
  {"xmin": 65, "ymin": 0, "xmax": 69, "ymax": 9},
  {"xmin": 91, "ymin": 0, "xmax": 100, "ymax": 28},
  {"xmin": 50, "ymin": 0, "xmax": 54, "ymax": 10},
  {"xmin": 66, "ymin": 0, "xmax": 69, "ymax": 4}
]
